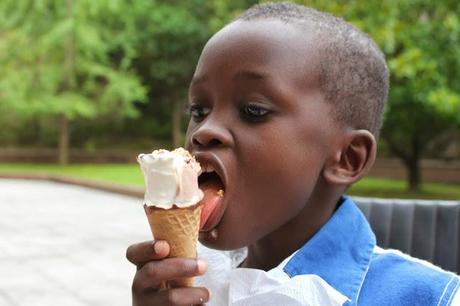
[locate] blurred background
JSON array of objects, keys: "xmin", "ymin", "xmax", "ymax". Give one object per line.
[
  {"xmin": 0, "ymin": 0, "xmax": 459, "ymax": 199},
  {"xmin": 0, "ymin": 1, "xmax": 459, "ymax": 305}
]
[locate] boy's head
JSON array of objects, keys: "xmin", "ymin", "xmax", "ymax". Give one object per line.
[
  {"xmin": 238, "ymin": 2, "xmax": 389, "ymax": 137},
  {"xmin": 185, "ymin": 2, "xmax": 389, "ymax": 254}
]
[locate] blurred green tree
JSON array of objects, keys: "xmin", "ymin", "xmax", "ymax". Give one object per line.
[
  {"xmin": 299, "ymin": 0, "xmax": 460, "ymax": 191},
  {"xmin": 120, "ymin": 0, "xmax": 256, "ymax": 148},
  {"xmin": 127, "ymin": 0, "xmax": 212, "ymax": 148},
  {"xmin": 1, "ymin": 0, "xmax": 459, "ymax": 188},
  {"xmin": 0, "ymin": 0, "xmax": 146, "ymax": 163}
]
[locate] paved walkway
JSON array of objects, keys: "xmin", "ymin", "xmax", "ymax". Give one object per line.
[{"xmin": 0, "ymin": 179, "xmax": 150, "ymax": 306}]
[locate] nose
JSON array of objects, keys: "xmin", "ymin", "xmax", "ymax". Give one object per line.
[{"xmin": 189, "ymin": 118, "xmax": 233, "ymax": 149}]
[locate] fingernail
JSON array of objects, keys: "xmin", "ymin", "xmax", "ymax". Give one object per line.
[
  {"xmin": 203, "ymin": 289, "xmax": 211, "ymax": 302},
  {"xmin": 196, "ymin": 259, "xmax": 208, "ymax": 273},
  {"xmin": 154, "ymin": 240, "xmax": 166, "ymax": 254}
]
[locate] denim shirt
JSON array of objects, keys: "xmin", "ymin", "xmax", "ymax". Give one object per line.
[{"xmin": 283, "ymin": 196, "xmax": 460, "ymax": 306}]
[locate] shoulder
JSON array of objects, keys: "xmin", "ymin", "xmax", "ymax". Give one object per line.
[{"xmin": 358, "ymin": 246, "xmax": 460, "ymax": 306}]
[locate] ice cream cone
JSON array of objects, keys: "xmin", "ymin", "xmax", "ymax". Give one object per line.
[
  {"xmin": 138, "ymin": 148, "xmax": 204, "ymax": 288},
  {"xmin": 144, "ymin": 203, "xmax": 203, "ymax": 288}
]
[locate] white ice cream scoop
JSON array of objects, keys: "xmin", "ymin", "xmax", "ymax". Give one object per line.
[{"xmin": 137, "ymin": 148, "xmax": 204, "ymax": 209}]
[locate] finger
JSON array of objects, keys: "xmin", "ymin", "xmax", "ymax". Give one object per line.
[
  {"xmin": 135, "ymin": 287, "xmax": 210, "ymax": 306},
  {"xmin": 126, "ymin": 240, "xmax": 170, "ymax": 266},
  {"xmin": 133, "ymin": 258, "xmax": 207, "ymax": 290}
]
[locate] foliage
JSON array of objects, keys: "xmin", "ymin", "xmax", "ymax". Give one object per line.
[
  {"xmin": 0, "ymin": 0, "xmax": 146, "ymax": 123},
  {"xmin": 0, "ymin": 0, "xmax": 459, "ymax": 184},
  {"xmin": 208, "ymin": 0, "xmax": 260, "ymax": 31},
  {"xmin": 0, "ymin": 0, "xmax": 216, "ymax": 150},
  {"xmin": 127, "ymin": 0, "xmax": 213, "ymax": 146},
  {"xmin": 297, "ymin": 0, "xmax": 460, "ymax": 190}
]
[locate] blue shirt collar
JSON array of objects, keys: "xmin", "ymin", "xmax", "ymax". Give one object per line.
[{"xmin": 283, "ymin": 196, "xmax": 376, "ymax": 303}]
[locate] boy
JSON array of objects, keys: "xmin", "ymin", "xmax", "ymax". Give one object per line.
[{"xmin": 126, "ymin": 2, "xmax": 460, "ymax": 305}]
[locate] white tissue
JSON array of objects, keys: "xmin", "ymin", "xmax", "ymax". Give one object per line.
[{"xmin": 195, "ymin": 245, "xmax": 348, "ymax": 306}]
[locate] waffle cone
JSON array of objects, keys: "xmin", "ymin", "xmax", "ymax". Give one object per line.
[{"xmin": 144, "ymin": 203, "xmax": 202, "ymax": 288}]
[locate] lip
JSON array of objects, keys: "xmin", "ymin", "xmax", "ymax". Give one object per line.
[
  {"xmin": 192, "ymin": 151, "xmax": 228, "ymax": 232},
  {"xmin": 193, "ymin": 152, "xmax": 228, "ymax": 189}
]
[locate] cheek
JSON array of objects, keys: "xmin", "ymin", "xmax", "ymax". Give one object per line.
[
  {"xmin": 204, "ymin": 117, "xmax": 331, "ymax": 248},
  {"xmin": 242, "ymin": 126, "xmax": 323, "ymax": 194},
  {"xmin": 228, "ymin": 136, "xmax": 323, "ymax": 234}
]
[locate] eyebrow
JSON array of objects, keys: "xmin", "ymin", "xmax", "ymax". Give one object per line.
[{"xmin": 190, "ymin": 69, "xmax": 269, "ymax": 87}]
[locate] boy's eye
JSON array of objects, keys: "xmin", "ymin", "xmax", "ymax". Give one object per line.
[
  {"xmin": 240, "ymin": 103, "xmax": 270, "ymax": 122},
  {"xmin": 186, "ymin": 104, "xmax": 210, "ymax": 122}
]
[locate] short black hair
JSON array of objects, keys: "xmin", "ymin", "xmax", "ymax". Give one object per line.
[{"xmin": 236, "ymin": 2, "xmax": 389, "ymax": 137}]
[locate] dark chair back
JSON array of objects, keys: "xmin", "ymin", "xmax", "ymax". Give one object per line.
[{"xmin": 353, "ymin": 196, "xmax": 460, "ymax": 273}]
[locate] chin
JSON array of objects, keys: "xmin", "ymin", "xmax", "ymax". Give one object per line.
[{"xmin": 199, "ymin": 229, "xmax": 248, "ymax": 251}]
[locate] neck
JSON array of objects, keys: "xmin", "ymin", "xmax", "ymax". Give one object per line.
[{"xmin": 241, "ymin": 188, "xmax": 342, "ymax": 271}]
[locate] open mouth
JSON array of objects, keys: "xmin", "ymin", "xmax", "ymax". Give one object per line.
[{"xmin": 198, "ymin": 165, "xmax": 226, "ymax": 232}]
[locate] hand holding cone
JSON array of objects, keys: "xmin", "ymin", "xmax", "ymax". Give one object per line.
[{"xmin": 144, "ymin": 203, "xmax": 202, "ymax": 288}]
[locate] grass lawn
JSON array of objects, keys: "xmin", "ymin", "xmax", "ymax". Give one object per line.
[
  {"xmin": 349, "ymin": 177, "xmax": 460, "ymax": 200},
  {"xmin": 1, "ymin": 163, "xmax": 459, "ymax": 200},
  {"xmin": 0, "ymin": 163, "xmax": 144, "ymax": 186}
]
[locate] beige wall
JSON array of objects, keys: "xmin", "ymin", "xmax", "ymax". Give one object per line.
[{"xmin": 370, "ymin": 158, "xmax": 460, "ymax": 184}]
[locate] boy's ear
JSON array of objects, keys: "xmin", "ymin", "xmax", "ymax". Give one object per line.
[{"xmin": 323, "ymin": 130, "xmax": 377, "ymax": 186}]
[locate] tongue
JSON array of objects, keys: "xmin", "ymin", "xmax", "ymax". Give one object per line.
[{"xmin": 199, "ymin": 180, "xmax": 224, "ymax": 230}]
